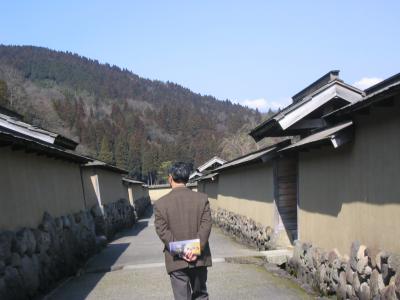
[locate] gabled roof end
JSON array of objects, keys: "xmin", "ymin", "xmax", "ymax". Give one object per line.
[{"xmin": 292, "ymin": 70, "xmax": 340, "ymax": 103}]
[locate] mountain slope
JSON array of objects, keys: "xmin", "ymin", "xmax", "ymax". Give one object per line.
[{"xmin": 0, "ymin": 45, "xmax": 262, "ymax": 183}]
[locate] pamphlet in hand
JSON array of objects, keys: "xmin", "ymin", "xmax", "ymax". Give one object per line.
[{"xmin": 169, "ymin": 239, "xmax": 201, "ymax": 257}]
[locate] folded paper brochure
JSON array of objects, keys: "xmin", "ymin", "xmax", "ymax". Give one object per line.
[{"xmin": 169, "ymin": 239, "xmax": 201, "ymax": 257}]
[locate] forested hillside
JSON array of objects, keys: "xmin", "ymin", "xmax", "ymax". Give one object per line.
[{"xmin": 0, "ymin": 45, "xmax": 271, "ymax": 183}]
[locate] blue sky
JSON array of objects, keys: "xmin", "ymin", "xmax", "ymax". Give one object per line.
[{"xmin": 1, "ymin": 1, "xmax": 400, "ymax": 111}]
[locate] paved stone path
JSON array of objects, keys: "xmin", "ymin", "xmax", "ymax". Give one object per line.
[{"xmin": 46, "ymin": 207, "xmax": 313, "ymax": 299}]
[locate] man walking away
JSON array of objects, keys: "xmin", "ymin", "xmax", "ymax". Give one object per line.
[{"xmin": 154, "ymin": 162, "xmax": 212, "ymax": 300}]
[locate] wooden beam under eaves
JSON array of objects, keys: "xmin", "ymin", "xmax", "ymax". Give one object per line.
[
  {"xmin": 330, "ymin": 129, "xmax": 353, "ymax": 148},
  {"xmin": 261, "ymin": 152, "xmax": 277, "ymax": 163},
  {"xmin": 289, "ymin": 118, "xmax": 327, "ymax": 130}
]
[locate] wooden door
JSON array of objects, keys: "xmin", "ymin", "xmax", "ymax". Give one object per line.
[{"xmin": 274, "ymin": 154, "xmax": 298, "ymax": 241}]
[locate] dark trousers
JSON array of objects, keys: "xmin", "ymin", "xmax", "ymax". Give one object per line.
[{"xmin": 170, "ymin": 267, "xmax": 208, "ymax": 300}]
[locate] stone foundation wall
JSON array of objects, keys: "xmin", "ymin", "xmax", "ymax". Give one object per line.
[
  {"xmin": 0, "ymin": 198, "xmax": 136, "ymax": 300},
  {"xmin": 211, "ymin": 208, "xmax": 276, "ymax": 250},
  {"xmin": 287, "ymin": 241, "xmax": 400, "ymax": 299},
  {"xmin": 133, "ymin": 196, "xmax": 151, "ymax": 219},
  {"xmin": 0, "ymin": 210, "xmax": 96, "ymax": 299},
  {"xmin": 91, "ymin": 198, "xmax": 135, "ymax": 239}
]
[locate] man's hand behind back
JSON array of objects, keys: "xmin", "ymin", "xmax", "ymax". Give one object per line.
[{"xmin": 182, "ymin": 249, "xmax": 197, "ymax": 262}]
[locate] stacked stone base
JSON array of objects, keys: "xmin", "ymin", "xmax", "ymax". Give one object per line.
[
  {"xmin": 211, "ymin": 208, "xmax": 276, "ymax": 250},
  {"xmin": 0, "ymin": 198, "xmax": 136, "ymax": 300},
  {"xmin": 287, "ymin": 241, "xmax": 400, "ymax": 299},
  {"xmin": 133, "ymin": 196, "xmax": 151, "ymax": 219},
  {"xmin": 0, "ymin": 211, "xmax": 96, "ymax": 300},
  {"xmin": 91, "ymin": 198, "xmax": 136, "ymax": 240}
]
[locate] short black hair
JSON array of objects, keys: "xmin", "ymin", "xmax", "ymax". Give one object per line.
[{"xmin": 169, "ymin": 162, "xmax": 191, "ymax": 184}]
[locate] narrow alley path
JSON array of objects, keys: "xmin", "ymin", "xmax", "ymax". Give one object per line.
[{"xmin": 46, "ymin": 207, "xmax": 312, "ymax": 300}]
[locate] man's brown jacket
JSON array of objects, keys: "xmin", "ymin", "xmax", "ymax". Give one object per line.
[{"xmin": 154, "ymin": 187, "xmax": 212, "ymax": 274}]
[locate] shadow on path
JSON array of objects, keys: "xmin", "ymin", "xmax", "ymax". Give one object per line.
[
  {"xmin": 47, "ymin": 205, "xmax": 304, "ymax": 300},
  {"xmin": 46, "ymin": 205, "xmax": 155, "ymax": 300},
  {"xmin": 139, "ymin": 205, "xmax": 154, "ymax": 219},
  {"xmin": 45, "ymin": 243, "xmax": 130, "ymax": 300},
  {"xmin": 86, "ymin": 205, "xmax": 155, "ymax": 272},
  {"xmin": 128, "ymin": 205, "xmax": 154, "ymax": 237},
  {"xmin": 109, "ymin": 205, "xmax": 154, "ymax": 241}
]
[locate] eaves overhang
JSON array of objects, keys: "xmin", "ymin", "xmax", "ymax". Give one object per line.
[
  {"xmin": 83, "ymin": 160, "xmax": 129, "ymax": 174},
  {"xmin": 279, "ymin": 121, "xmax": 354, "ymax": 153},
  {"xmin": 215, "ymin": 139, "xmax": 291, "ymax": 172},
  {"xmin": 189, "ymin": 171, "xmax": 203, "ymax": 181},
  {"xmin": 197, "ymin": 156, "xmax": 226, "ymax": 172},
  {"xmin": 195, "ymin": 172, "xmax": 219, "ymax": 182},
  {"xmin": 0, "ymin": 113, "xmax": 78, "ymax": 150},
  {"xmin": 122, "ymin": 177, "xmax": 145, "ymax": 186},
  {"xmin": 323, "ymin": 74, "xmax": 400, "ymax": 122},
  {"xmin": 0, "ymin": 129, "xmax": 91, "ymax": 163},
  {"xmin": 250, "ymin": 80, "xmax": 363, "ymax": 141}
]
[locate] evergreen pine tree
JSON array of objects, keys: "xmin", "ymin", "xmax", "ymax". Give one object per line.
[
  {"xmin": 158, "ymin": 161, "xmax": 172, "ymax": 183},
  {"xmin": 128, "ymin": 133, "xmax": 143, "ymax": 177},
  {"xmin": 98, "ymin": 136, "xmax": 113, "ymax": 164},
  {"xmin": 0, "ymin": 80, "xmax": 9, "ymax": 107},
  {"xmin": 115, "ymin": 134, "xmax": 129, "ymax": 169}
]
